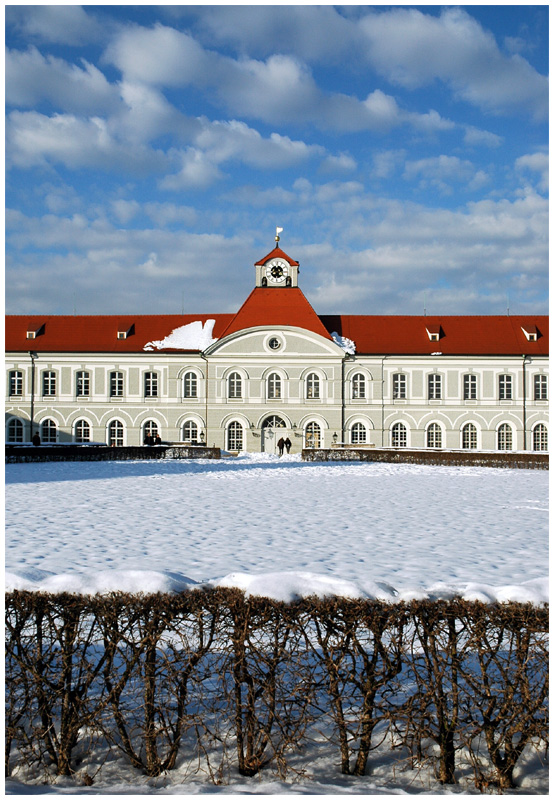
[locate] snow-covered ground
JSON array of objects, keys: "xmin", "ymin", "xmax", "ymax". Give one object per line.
[
  {"xmin": 5, "ymin": 453, "xmax": 549, "ymax": 603},
  {"xmin": 5, "ymin": 454, "xmax": 549, "ymax": 794}
]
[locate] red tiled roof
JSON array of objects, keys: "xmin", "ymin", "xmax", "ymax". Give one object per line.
[
  {"xmin": 218, "ymin": 287, "xmax": 332, "ymax": 341},
  {"xmin": 320, "ymin": 315, "xmax": 549, "ymax": 356},
  {"xmin": 254, "ymin": 246, "xmax": 299, "ymax": 266},
  {"xmin": 5, "ymin": 315, "xmax": 234, "ymax": 353},
  {"xmin": 5, "ymin": 311, "xmax": 548, "ymax": 356}
]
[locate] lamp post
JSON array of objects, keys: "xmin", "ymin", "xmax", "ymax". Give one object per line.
[{"xmin": 333, "ymin": 432, "xmax": 338, "ymax": 446}]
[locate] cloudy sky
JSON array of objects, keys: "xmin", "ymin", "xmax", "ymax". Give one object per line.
[{"xmin": 5, "ymin": 4, "xmax": 548, "ymax": 317}]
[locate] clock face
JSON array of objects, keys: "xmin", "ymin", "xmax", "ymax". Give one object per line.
[{"xmin": 265, "ymin": 259, "xmax": 289, "ymax": 284}]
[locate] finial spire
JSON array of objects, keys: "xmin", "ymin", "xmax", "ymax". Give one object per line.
[{"xmin": 275, "ymin": 226, "xmax": 283, "ymax": 244}]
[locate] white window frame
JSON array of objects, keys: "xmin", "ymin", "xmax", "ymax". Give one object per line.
[
  {"xmin": 351, "ymin": 422, "xmax": 367, "ymax": 444},
  {"xmin": 534, "ymin": 374, "xmax": 548, "ymax": 401},
  {"xmin": 42, "ymin": 370, "xmax": 56, "ymax": 397},
  {"xmin": 41, "ymin": 418, "xmax": 58, "ymax": 443},
  {"xmin": 267, "ymin": 372, "xmax": 282, "ymax": 399},
  {"xmin": 108, "ymin": 420, "xmax": 125, "ymax": 447},
  {"xmin": 183, "ymin": 371, "xmax": 198, "ymax": 399},
  {"xmin": 305, "ymin": 421, "xmax": 321, "ymax": 448},
  {"xmin": 228, "ymin": 372, "xmax": 242, "ymax": 399},
  {"xmin": 75, "ymin": 419, "xmax": 91, "ymax": 443},
  {"xmin": 110, "ymin": 371, "xmax": 124, "ymax": 398},
  {"xmin": 9, "ymin": 370, "xmax": 23, "ymax": 396},
  {"xmin": 497, "ymin": 423, "xmax": 513, "ymax": 451},
  {"xmin": 428, "ymin": 373, "xmax": 442, "ymax": 400},
  {"xmin": 306, "ymin": 373, "xmax": 320, "ymax": 400},
  {"xmin": 391, "ymin": 422, "xmax": 407, "ymax": 448},
  {"xmin": 393, "ymin": 373, "xmax": 406, "ymax": 400},
  {"xmin": 463, "ymin": 374, "xmax": 477, "ymax": 400},
  {"xmin": 182, "ymin": 420, "xmax": 199, "ymax": 444},
  {"xmin": 143, "ymin": 420, "xmax": 159, "ymax": 441},
  {"xmin": 533, "ymin": 423, "xmax": 548, "ymax": 451},
  {"xmin": 499, "ymin": 374, "xmax": 512, "ymax": 400},
  {"xmin": 352, "ymin": 373, "xmax": 366, "ymax": 400},
  {"xmin": 76, "ymin": 370, "xmax": 90, "ymax": 397},
  {"xmin": 227, "ymin": 420, "xmax": 243, "ymax": 451},
  {"xmin": 426, "ymin": 422, "xmax": 442, "ymax": 448},
  {"xmin": 7, "ymin": 418, "xmax": 24, "ymax": 443},
  {"xmin": 461, "ymin": 422, "xmax": 478, "ymax": 450},
  {"xmin": 144, "ymin": 371, "xmax": 159, "ymax": 398}
]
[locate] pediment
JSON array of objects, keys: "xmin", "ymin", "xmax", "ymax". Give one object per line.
[{"xmin": 204, "ymin": 326, "xmax": 344, "ymax": 358}]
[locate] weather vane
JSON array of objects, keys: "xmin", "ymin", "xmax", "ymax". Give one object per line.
[{"xmin": 275, "ymin": 226, "xmax": 283, "ymax": 244}]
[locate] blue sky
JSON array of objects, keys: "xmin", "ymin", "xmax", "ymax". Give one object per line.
[{"xmin": 5, "ymin": 4, "xmax": 548, "ymax": 317}]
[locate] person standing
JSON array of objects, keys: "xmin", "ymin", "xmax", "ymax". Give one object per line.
[
  {"xmin": 284, "ymin": 437, "xmax": 291, "ymax": 454},
  {"xmin": 32, "ymin": 432, "xmax": 41, "ymax": 446},
  {"xmin": 277, "ymin": 437, "xmax": 285, "ymax": 456}
]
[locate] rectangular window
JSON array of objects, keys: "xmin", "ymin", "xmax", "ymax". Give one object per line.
[
  {"xmin": 428, "ymin": 373, "xmax": 442, "ymax": 400},
  {"xmin": 76, "ymin": 371, "xmax": 90, "ymax": 397},
  {"xmin": 534, "ymin": 374, "xmax": 548, "ymax": 401},
  {"xmin": 145, "ymin": 372, "xmax": 158, "ymax": 398},
  {"xmin": 499, "ymin": 374, "xmax": 512, "ymax": 400},
  {"xmin": 392, "ymin": 374, "xmax": 406, "ymax": 399},
  {"xmin": 463, "ymin": 374, "xmax": 477, "ymax": 400},
  {"xmin": 110, "ymin": 372, "xmax": 124, "ymax": 397},
  {"xmin": 9, "ymin": 371, "xmax": 23, "ymax": 396},
  {"xmin": 42, "ymin": 371, "xmax": 56, "ymax": 396}
]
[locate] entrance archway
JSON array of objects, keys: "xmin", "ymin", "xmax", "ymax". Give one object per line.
[{"xmin": 261, "ymin": 415, "xmax": 286, "ymax": 454}]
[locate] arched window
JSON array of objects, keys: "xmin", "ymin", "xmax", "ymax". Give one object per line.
[
  {"xmin": 227, "ymin": 421, "xmax": 243, "ymax": 451},
  {"xmin": 182, "ymin": 420, "xmax": 199, "ymax": 444},
  {"xmin": 305, "ymin": 421, "xmax": 321, "ymax": 448},
  {"xmin": 108, "ymin": 420, "xmax": 124, "ymax": 447},
  {"xmin": 267, "ymin": 373, "xmax": 281, "ymax": 399},
  {"xmin": 144, "ymin": 372, "xmax": 158, "ymax": 398},
  {"xmin": 352, "ymin": 373, "xmax": 366, "ymax": 399},
  {"xmin": 497, "ymin": 423, "xmax": 512, "ymax": 451},
  {"xmin": 228, "ymin": 372, "xmax": 242, "ymax": 399},
  {"xmin": 9, "ymin": 370, "xmax": 23, "ymax": 396},
  {"xmin": 462, "ymin": 423, "xmax": 477, "ymax": 450},
  {"xmin": 427, "ymin": 423, "xmax": 442, "ymax": 448},
  {"xmin": 75, "ymin": 419, "xmax": 91, "ymax": 443},
  {"xmin": 533, "ymin": 424, "xmax": 548, "ymax": 452},
  {"xmin": 306, "ymin": 373, "xmax": 320, "ymax": 399},
  {"xmin": 183, "ymin": 372, "xmax": 197, "ymax": 398},
  {"xmin": 110, "ymin": 371, "xmax": 124, "ymax": 397},
  {"xmin": 7, "ymin": 418, "xmax": 24, "ymax": 443},
  {"xmin": 41, "ymin": 418, "xmax": 57, "ymax": 443},
  {"xmin": 391, "ymin": 422, "xmax": 407, "ymax": 448},
  {"xmin": 351, "ymin": 422, "xmax": 367, "ymax": 444},
  {"xmin": 42, "ymin": 370, "xmax": 56, "ymax": 396},
  {"xmin": 143, "ymin": 420, "xmax": 159, "ymax": 443},
  {"xmin": 76, "ymin": 370, "xmax": 90, "ymax": 397}
]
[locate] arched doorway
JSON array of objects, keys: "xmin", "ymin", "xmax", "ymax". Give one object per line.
[{"xmin": 261, "ymin": 415, "xmax": 286, "ymax": 454}]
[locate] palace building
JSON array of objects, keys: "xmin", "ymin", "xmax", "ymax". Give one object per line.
[{"xmin": 5, "ymin": 242, "xmax": 549, "ymax": 454}]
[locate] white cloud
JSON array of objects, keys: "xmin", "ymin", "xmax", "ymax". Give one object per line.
[
  {"xmin": 515, "ymin": 152, "xmax": 548, "ymax": 193},
  {"xmin": 159, "ymin": 148, "xmax": 223, "ymax": 190},
  {"xmin": 6, "ymin": 5, "xmax": 103, "ymax": 45},
  {"xmin": 7, "ymin": 110, "xmax": 168, "ymax": 173},
  {"xmin": 359, "ymin": 7, "xmax": 547, "ymax": 120},
  {"xmin": 403, "ymin": 155, "xmax": 488, "ymax": 194},
  {"xmin": 463, "ymin": 126, "xmax": 502, "ymax": 148}
]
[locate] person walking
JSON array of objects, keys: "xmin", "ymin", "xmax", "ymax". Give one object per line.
[
  {"xmin": 277, "ymin": 437, "xmax": 285, "ymax": 456},
  {"xmin": 284, "ymin": 437, "xmax": 292, "ymax": 454}
]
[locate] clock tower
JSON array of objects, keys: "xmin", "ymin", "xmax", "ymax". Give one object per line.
[{"xmin": 254, "ymin": 230, "xmax": 300, "ymax": 288}]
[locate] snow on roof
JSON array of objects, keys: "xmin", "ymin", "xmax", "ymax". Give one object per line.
[
  {"xmin": 330, "ymin": 331, "xmax": 356, "ymax": 354},
  {"xmin": 143, "ymin": 319, "xmax": 217, "ymax": 351}
]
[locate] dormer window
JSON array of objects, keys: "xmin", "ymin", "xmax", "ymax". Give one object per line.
[
  {"xmin": 521, "ymin": 325, "xmax": 539, "ymax": 342},
  {"xmin": 117, "ymin": 323, "xmax": 135, "ymax": 340},
  {"xmin": 26, "ymin": 323, "xmax": 45, "ymax": 340},
  {"xmin": 426, "ymin": 325, "xmax": 443, "ymax": 342}
]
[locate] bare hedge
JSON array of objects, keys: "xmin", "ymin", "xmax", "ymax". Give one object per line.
[{"xmin": 5, "ymin": 590, "xmax": 548, "ymax": 791}]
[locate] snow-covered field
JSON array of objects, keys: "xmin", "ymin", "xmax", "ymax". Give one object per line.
[
  {"xmin": 5, "ymin": 453, "xmax": 549, "ymax": 603},
  {"xmin": 5, "ymin": 454, "xmax": 549, "ymax": 794}
]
